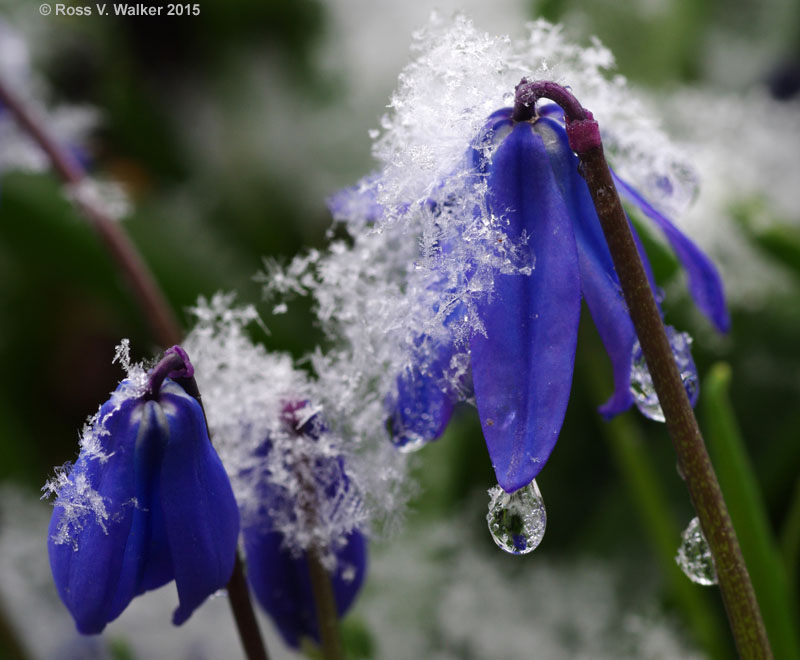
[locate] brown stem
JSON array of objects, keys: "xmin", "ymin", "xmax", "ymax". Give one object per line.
[
  {"xmin": 0, "ymin": 76, "xmax": 270, "ymax": 660},
  {"xmin": 0, "ymin": 77, "xmax": 182, "ymax": 349},
  {"xmin": 226, "ymin": 554, "xmax": 271, "ymax": 660},
  {"xmin": 307, "ymin": 547, "xmax": 345, "ymax": 660},
  {"xmin": 515, "ymin": 80, "xmax": 772, "ymax": 659}
]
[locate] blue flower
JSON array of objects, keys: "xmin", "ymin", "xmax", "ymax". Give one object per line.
[
  {"xmin": 242, "ymin": 402, "xmax": 367, "ymax": 649},
  {"xmin": 333, "ymin": 104, "xmax": 728, "ymax": 494},
  {"xmin": 48, "ymin": 376, "xmax": 240, "ymax": 634}
]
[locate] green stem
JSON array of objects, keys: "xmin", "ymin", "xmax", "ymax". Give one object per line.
[
  {"xmin": 515, "ymin": 79, "xmax": 772, "ymax": 659},
  {"xmin": 781, "ymin": 478, "xmax": 800, "ymax": 589},
  {"xmin": 307, "ymin": 548, "xmax": 345, "ymax": 660},
  {"xmin": 0, "ymin": 75, "xmax": 270, "ymax": 660}
]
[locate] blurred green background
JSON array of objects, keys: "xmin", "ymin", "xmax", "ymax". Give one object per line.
[{"xmin": 1, "ymin": 0, "xmax": 799, "ymax": 658}]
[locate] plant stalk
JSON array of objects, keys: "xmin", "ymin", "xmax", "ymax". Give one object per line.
[
  {"xmin": 307, "ymin": 547, "xmax": 345, "ymax": 660},
  {"xmin": 280, "ymin": 402, "xmax": 346, "ymax": 659},
  {"xmin": 0, "ymin": 77, "xmax": 181, "ymax": 349},
  {"xmin": 514, "ymin": 79, "xmax": 771, "ymax": 659},
  {"xmin": 1, "ymin": 76, "xmax": 270, "ymax": 660}
]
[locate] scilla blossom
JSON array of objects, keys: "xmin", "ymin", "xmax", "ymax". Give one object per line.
[
  {"xmin": 346, "ymin": 101, "xmax": 726, "ymax": 493},
  {"xmin": 282, "ymin": 16, "xmax": 728, "ymax": 495},
  {"xmin": 45, "ymin": 347, "xmax": 239, "ymax": 634}
]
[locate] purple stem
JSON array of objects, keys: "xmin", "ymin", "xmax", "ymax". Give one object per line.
[
  {"xmin": 0, "ymin": 77, "xmax": 182, "ymax": 349},
  {"xmin": 515, "ymin": 79, "xmax": 771, "ymax": 659}
]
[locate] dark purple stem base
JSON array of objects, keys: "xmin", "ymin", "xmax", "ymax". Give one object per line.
[{"xmin": 515, "ymin": 79, "xmax": 771, "ymax": 659}]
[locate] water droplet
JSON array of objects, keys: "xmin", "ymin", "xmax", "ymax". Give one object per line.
[
  {"xmin": 393, "ymin": 431, "xmax": 427, "ymax": 454},
  {"xmin": 486, "ymin": 479, "xmax": 546, "ymax": 555},
  {"xmin": 630, "ymin": 326, "xmax": 698, "ymax": 422},
  {"xmin": 675, "ymin": 517, "xmax": 717, "ymax": 586}
]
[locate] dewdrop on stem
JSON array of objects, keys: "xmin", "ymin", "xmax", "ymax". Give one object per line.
[
  {"xmin": 676, "ymin": 517, "xmax": 718, "ymax": 586},
  {"xmin": 630, "ymin": 326, "xmax": 699, "ymax": 422}
]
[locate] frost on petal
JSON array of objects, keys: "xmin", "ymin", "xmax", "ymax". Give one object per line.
[
  {"xmin": 182, "ymin": 295, "xmax": 379, "ymax": 556},
  {"xmin": 252, "ymin": 15, "xmax": 706, "ymax": 524},
  {"xmin": 46, "ymin": 391, "xmax": 144, "ymax": 634},
  {"xmin": 43, "ymin": 375, "xmax": 146, "ymax": 545}
]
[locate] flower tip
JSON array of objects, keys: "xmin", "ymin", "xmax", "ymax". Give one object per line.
[
  {"xmin": 171, "ymin": 603, "xmax": 194, "ymax": 627},
  {"xmin": 164, "ymin": 345, "xmax": 194, "ymax": 379}
]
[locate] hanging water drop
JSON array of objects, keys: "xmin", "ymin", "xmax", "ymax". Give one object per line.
[
  {"xmin": 630, "ymin": 326, "xmax": 699, "ymax": 422},
  {"xmin": 486, "ymin": 479, "xmax": 546, "ymax": 555},
  {"xmin": 676, "ymin": 517, "xmax": 717, "ymax": 586}
]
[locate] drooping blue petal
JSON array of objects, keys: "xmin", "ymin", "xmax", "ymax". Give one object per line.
[
  {"xmin": 106, "ymin": 401, "xmax": 170, "ymax": 621},
  {"xmin": 48, "ymin": 391, "xmax": 145, "ymax": 635},
  {"xmin": 244, "ymin": 526, "xmax": 368, "ymax": 648},
  {"xmin": 388, "ymin": 359, "xmax": 455, "ymax": 451},
  {"xmin": 612, "ymin": 171, "xmax": 730, "ymax": 333},
  {"xmin": 158, "ymin": 381, "xmax": 240, "ymax": 626},
  {"xmin": 471, "ymin": 122, "xmax": 581, "ymax": 493},
  {"xmin": 533, "ymin": 117, "xmax": 638, "ymax": 418},
  {"xmin": 133, "ymin": 409, "xmax": 174, "ymax": 595}
]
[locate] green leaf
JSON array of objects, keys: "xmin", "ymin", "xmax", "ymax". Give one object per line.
[
  {"xmin": 781, "ymin": 478, "xmax": 800, "ymax": 589},
  {"xmin": 703, "ymin": 363, "xmax": 800, "ymax": 659},
  {"xmin": 732, "ymin": 199, "xmax": 800, "ymax": 280}
]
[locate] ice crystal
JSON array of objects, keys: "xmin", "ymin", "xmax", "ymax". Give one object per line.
[
  {"xmin": 367, "ymin": 14, "xmax": 692, "ymax": 232},
  {"xmin": 42, "ymin": 341, "xmax": 149, "ymax": 546},
  {"xmin": 42, "ymin": 464, "xmax": 112, "ymax": 548},
  {"xmin": 182, "ymin": 293, "xmax": 410, "ymax": 555}
]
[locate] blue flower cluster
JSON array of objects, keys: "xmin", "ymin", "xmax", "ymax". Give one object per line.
[{"xmin": 47, "ymin": 349, "xmax": 366, "ymax": 646}]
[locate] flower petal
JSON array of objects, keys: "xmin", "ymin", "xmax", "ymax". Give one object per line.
[
  {"xmin": 612, "ymin": 172, "xmax": 730, "ymax": 332},
  {"xmin": 48, "ymin": 394, "xmax": 144, "ymax": 634},
  {"xmin": 534, "ymin": 117, "xmax": 639, "ymax": 418},
  {"xmin": 388, "ymin": 360, "xmax": 455, "ymax": 450},
  {"xmin": 107, "ymin": 401, "xmax": 172, "ymax": 619},
  {"xmin": 158, "ymin": 381, "xmax": 240, "ymax": 626},
  {"xmin": 471, "ymin": 123, "xmax": 581, "ymax": 493},
  {"xmin": 134, "ymin": 430, "xmax": 174, "ymax": 595},
  {"xmin": 244, "ymin": 527, "xmax": 367, "ymax": 648}
]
